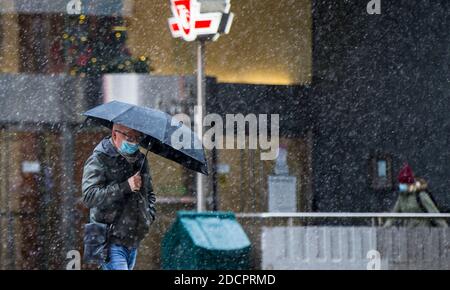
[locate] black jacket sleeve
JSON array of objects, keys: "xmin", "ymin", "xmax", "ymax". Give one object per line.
[{"xmin": 82, "ymin": 154, "xmax": 131, "ymax": 209}]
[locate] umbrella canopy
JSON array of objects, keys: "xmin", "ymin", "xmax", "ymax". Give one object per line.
[{"xmin": 83, "ymin": 101, "xmax": 208, "ymax": 175}]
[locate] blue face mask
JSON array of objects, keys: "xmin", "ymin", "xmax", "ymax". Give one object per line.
[
  {"xmin": 119, "ymin": 140, "xmax": 139, "ymax": 155},
  {"xmin": 398, "ymin": 184, "xmax": 408, "ymax": 192}
]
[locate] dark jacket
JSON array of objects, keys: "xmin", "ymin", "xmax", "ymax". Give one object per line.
[{"xmin": 82, "ymin": 137, "xmax": 156, "ymax": 248}]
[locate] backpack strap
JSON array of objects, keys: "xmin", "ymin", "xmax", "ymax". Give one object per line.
[{"xmin": 416, "ymin": 192, "xmax": 428, "ymax": 213}]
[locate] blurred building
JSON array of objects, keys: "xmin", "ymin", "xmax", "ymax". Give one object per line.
[
  {"xmin": 0, "ymin": 0, "xmax": 312, "ymax": 269},
  {"xmin": 310, "ymin": 0, "xmax": 450, "ymax": 214}
]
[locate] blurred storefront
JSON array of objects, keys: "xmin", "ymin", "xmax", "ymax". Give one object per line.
[{"xmin": 0, "ymin": 0, "xmax": 313, "ymax": 269}]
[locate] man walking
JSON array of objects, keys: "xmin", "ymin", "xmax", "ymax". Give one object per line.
[{"xmin": 82, "ymin": 123, "xmax": 156, "ymax": 270}]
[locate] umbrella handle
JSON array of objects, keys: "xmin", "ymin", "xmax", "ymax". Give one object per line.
[{"xmin": 138, "ymin": 140, "xmax": 152, "ymax": 174}]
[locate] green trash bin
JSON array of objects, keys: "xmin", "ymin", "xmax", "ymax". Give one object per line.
[{"xmin": 161, "ymin": 211, "xmax": 251, "ymax": 270}]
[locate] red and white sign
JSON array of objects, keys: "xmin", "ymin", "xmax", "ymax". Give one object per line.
[{"xmin": 168, "ymin": 0, "xmax": 233, "ymax": 42}]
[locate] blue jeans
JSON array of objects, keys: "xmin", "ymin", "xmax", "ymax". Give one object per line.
[{"xmin": 102, "ymin": 244, "xmax": 138, "ymax": 270}]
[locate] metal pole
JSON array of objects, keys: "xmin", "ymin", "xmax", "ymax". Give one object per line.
[
  {"xmin": 2, "ymin": 126, "xmax": 15, "ymax": 269},
  {"xmin": 211, "ymin": 144, "xmax": 218, "ymax": 211},
  {"xmin": 236, "ymin": 212, "xmax": 450, "ymax": 218},
  {"xmin": 60, "ymin": 123, "xmax": 76, "ymax": 257},
  {"xmin": 196, "ymin": 40, "xmax": 205, "ymax": 212}
]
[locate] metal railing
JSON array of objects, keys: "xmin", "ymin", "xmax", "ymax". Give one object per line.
[
  {"xmin": 236, "ymin": 212, "xmax": 450, "ymax": 226},
  {"xmin": 236, "ymin": 212, "xmax": 450, "ymax": 218},
  {"xmin": 235, "ymin": 212, "xmax": 450, "ymax": 270}
]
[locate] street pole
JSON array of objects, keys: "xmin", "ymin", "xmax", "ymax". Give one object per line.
[
  {"xmin": 168, "ymin": 0, "xmax": 234, "ymax": 213},
  {"xmin": 60, "ymin": 123, "xmax": 76, "ymax": 260},
  {"xmin": 196, "ymin": 40, "xmax": 206, "ymax": 212}
]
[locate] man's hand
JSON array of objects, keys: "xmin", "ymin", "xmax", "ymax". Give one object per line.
[{"xmin": 128, "ymin": 172, "xmax": 142, "ymax": 192}]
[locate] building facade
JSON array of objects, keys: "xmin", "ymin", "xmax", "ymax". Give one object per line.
[{"xmin": 310, "ymin": 0, "xmax": 450, "ymax": 213}]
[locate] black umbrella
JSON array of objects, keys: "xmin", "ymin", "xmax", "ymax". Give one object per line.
[{"xmin": 83, "ymin": 101, "xmax": 208, "ymax": 175}]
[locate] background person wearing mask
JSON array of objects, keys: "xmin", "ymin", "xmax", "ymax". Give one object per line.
[{"xmin": 384, "ymin": 164, "xmax": 448, "ymax": 228}]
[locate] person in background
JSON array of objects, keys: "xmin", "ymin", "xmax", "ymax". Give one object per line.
[{"xmin": 384, "ymin": 163, "xmax": 447, "ymax": 228}]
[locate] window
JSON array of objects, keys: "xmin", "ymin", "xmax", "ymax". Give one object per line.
[
  {"xmin": 377, "ymin": 160, "xmax": 387, "ymax": 178},
  {"xmin": 18, "ymin": 14, "xmax": 65, "ymax": 73},
  {"xmin": 369, "ymin": 153, "xmax": 393, "ymax": 191}
]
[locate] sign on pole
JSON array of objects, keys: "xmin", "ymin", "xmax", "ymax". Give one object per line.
[
  {"xmin": 168, "ymin": 0, "xmax": 234, "ymax": 211},
  {"xmin": 169, "ymin": 0, "xmax": 234, "ymax": 42}
]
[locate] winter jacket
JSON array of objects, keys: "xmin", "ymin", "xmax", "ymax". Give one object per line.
[
  {"xmin": 82, "ymin": 137, "xmax": 156, "ymax": 248},
  {"xmin": 384, "ymin": 190, "xmax": 448, "ymax": 228}
]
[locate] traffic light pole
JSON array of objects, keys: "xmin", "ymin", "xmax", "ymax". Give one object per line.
[{"xmin": 196, "ymin": 40, "xmax": 206, "ymax": 212}]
